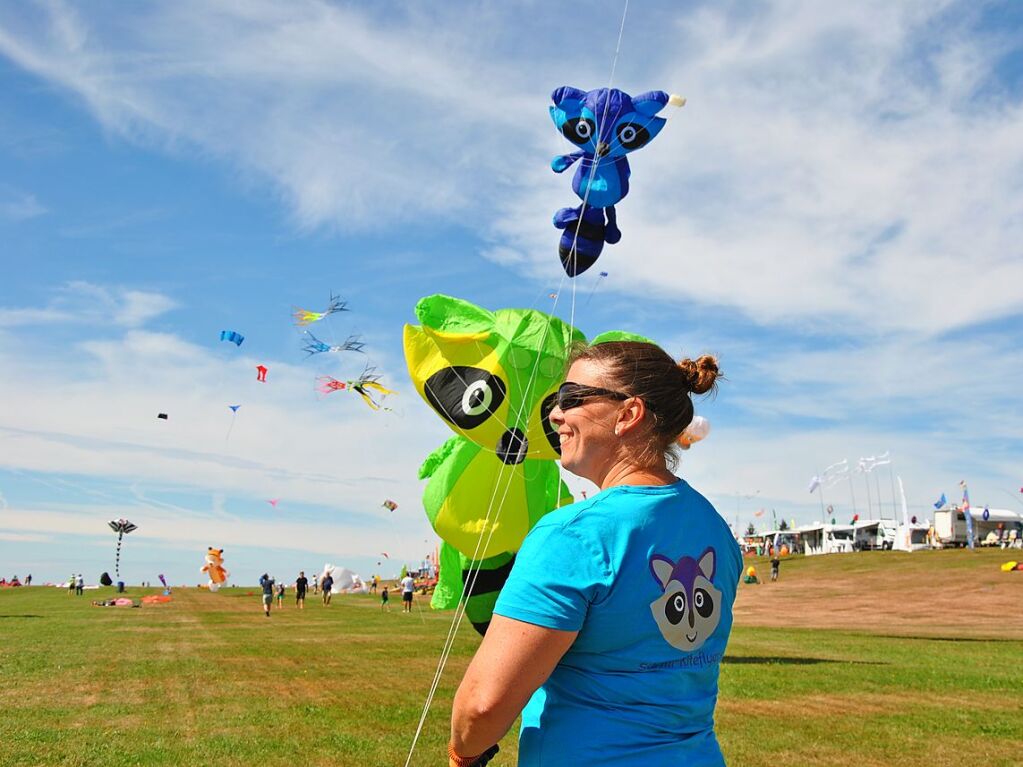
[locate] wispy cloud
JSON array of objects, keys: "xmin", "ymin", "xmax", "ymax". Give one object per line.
[
  {"xmin": 0, "ymin": 281, "xmax": 177, "ymax": 328},
  {"xmin": 0, "ymin": 185, "xmax": 46, "ymax": 220}
]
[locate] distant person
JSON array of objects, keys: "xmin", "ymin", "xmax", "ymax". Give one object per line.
[
  {"xmin": 401, "ymin": 572, "xmax": 415, "ymax": 613},
  {"xmin": 259, "ymin": 573, "xmax": 274, "ymax": 617},
  {"xmin": 371, "ymin": 575, "xmax": 378, "ymax": 594},
  {"xmin": 312, "ymin": 574, "xmax": 319, "ymax": 594},
  {"xmin": 276, "ymin": 581, "xmax": 285, "ymax": 609},
  {"xmin": 68, "ymin": 573, "xmax": 76, "ymax": 596},
  {"xmin": 75, "ymin": 574, "xmax": 84, "ymax": 596},
  {"xmin": 381, "ymin": 586, "xmax": 390, "ymax": 612},
  {"xmin": 321, "ymin": 573, "xmax": 334, "ymax": 605},
  {"xmin": 770, "ymin": 555, "xmax": 780, "ymax": 582},
  {"xmin": 295, "ymin": 571, "xmax": 308, "ymax": 610},
  {"xmin": 25, "ymin": 574, "xmax": 32, "ymax": 586}
]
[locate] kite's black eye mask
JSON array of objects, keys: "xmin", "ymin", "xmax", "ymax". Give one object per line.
[
  {"xmin": 562, "ymin": 116, "xmax": 596, "ymax": 146},
  {"xmin": 424, "ymin": 367, "xmax": 507, "ymax": 430},
  {"xmin": 616, "ymin": 121, "xmax": 650, "ymax": 150},
  {"xmin": 539, "ymin": 392, "xmax": 562, "ymax": 455}
]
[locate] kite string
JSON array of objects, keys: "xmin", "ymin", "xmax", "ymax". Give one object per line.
[
  {"xmin": 405, "ymin": 325, "xmax": 563, "ymax": 765},
  {"xmin": 408, "ymin": 4, "xmax": 632, "ymax": 760},
  {"xmin": 568, "ymin": 0, "xmax": 629, "ymax": 335}
]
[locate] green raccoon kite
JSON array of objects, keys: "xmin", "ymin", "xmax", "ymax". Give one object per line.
[{"xmin": 403, "ymin": 294, "xmax": 645, "ymax": 634}]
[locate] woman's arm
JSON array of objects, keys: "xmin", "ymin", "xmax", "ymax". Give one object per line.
[{"xmin": 450, "ymin": 614, "xmax": 577, "ymax": 757}]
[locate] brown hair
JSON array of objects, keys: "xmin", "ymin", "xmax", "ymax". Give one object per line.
[{"xmin": 569, "ymin": 341, "xmax": 721, "ymax": 465}]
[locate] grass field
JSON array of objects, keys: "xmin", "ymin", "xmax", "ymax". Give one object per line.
[{"xmin": 2, "ymin": 549, "xmax": 1021, "ymax": 766}]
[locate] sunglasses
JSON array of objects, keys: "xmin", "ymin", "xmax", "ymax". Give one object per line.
[{"xmin": 556, "ymin": 381, "xmax": 631, "ymax": 411}]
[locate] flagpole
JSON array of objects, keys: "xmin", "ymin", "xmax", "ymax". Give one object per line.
[
  {"xmin": 888, "ymin": 461, "xmax": 898, "ymax": 521},
  {"xmin": 817, "ymin": 470, "xmax": 827, "ymax": 518},
  {"xmin": 873, "ymin": 469, "xmax": 884, "ymax": 520},
  {"xmin": 862, "ymin": 466, "xmax": 873, "ymax": 518}
]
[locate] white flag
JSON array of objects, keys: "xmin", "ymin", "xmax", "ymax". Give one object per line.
[{"xmin": 808, "ymin": 475, "xmax": 821, "ymax": 493}]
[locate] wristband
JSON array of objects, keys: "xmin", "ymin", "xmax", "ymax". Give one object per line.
[{"xmin": 447, "ymin": 742, "xmax": 499, "ymax": 767}]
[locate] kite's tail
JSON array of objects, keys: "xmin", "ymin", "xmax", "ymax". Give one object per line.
[
  {"xmin": 429, "ymin": 544, "xmax": 515, "ymax": 636},
  {"xmin": 460, "ymin": 551, "xmax": 515, "ymax": 636},
  {"xmin": 115, "ymin": 532, "xmax": 123, "ymax": 579},
  {"xmin": 554, "ymin": 204, "xmax": 619, "ymax": 277}
]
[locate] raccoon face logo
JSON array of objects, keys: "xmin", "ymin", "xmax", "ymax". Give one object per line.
[{"xmin": 649, "ymin": 547, "xmax": 721, "ymax": 652}]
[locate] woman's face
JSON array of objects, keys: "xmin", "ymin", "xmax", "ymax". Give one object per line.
[{"xmin": 549, "ymin": 359, "xmax": 626, "ymax": 484}]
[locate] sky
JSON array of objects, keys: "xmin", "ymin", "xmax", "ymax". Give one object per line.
[{"xmin": 1, "ymin": 0, "xmax": 1021, "ymax": 585}]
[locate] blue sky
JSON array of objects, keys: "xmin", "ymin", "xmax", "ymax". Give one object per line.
[{"xmin": 1, "ymin": 0, "xmax": 1021, "ymax": 585}]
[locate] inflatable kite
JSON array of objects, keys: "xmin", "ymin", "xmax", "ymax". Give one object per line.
[
  {"xmin": 302, "ymin": 331, "xmax": 365, "ymax": 357},
  {"xmin": 220, "ymin": 330, "xmax": 244, "ymax": 346},
  {"xmin": 200, "ymin": 547, "xmax": 229, "ymax": 591},
  {"xmin": 677, "ymin": 415, "xmax": 711, "ymax": 450},
  {"xmin": 404, "ymin": 294, "xmax": 647, "ymax": 634},
  {"xmin": 293, "ymin": 293, "xmax": 347, "ymax": 326},
  {"xmin": 108, "ymin": 519, "xmax": 137, "ymax": 580},
  {"xmin": 550, "ymin": 86, "xmax": 684, "ymax": 276},
  {"xmin": 381, "ymin": 499, "xmax": 398, "ymax": 511},
  {"xmin": 256, "ymin": 365, "xmax": 268, "ymax": 382}
]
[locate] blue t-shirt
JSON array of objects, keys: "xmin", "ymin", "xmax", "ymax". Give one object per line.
[{"xmin": 494, "ymin": 480, "xmax": 742, "ymax": 766}]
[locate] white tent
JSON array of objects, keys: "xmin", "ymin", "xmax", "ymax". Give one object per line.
[{"xmin": 321, "ymin": 564, "xmax": 368, "ymax": 594}]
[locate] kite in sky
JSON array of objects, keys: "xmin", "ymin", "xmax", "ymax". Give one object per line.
[
  {"xmin": 157, "ymin": 413, "xmax": 168, "ymax": 420},
  {"xmin": 550, "ymin": 87, "xmax": 684, "ymax": 276},
  {"xmin": 225, "ymin": 405, "xmax": 241, "ymax": 441},
  {"xmin": 108, "ymin": 519, "xmax": 137, "ymax": 580},
  {"xmin": 301, "ymin": 331, "xmax": 365, "ymax": 357},
  {"xmin": 220, "ymin": 330, "xmax": 244, "ymax": 346},
  {"xmin": 317, "ymin": 368, "xmax": 396, "ymax": 410},
  {"xmin": 267, "ymin": 499, "xmax": 280, "ymax": 508},
  {"xmin": 256, "ymin": 365, "xmax": 268, "ymax": 382},
  {"xmin": 381, "ymin": 500, "xmax": 398, "ymax": 511},
  {"xmin": 292, "ymin": 293, "xmax": 348, "ymax": 326}
]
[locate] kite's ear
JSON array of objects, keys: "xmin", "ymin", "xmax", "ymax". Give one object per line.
[
  {"xmin": 589, "ymin": 330, "xmax": 656, "ymax": 345},
  {"xmin": 414, "ymin": 295, "xmax": 495, "ymax": 338},
  {"xmin": 552, "ymin": 86, "xmax": 587, "ymax": 107},
  {"xmin": 631, "ymin": 90, "xmax": 670, "ymax": 116}
]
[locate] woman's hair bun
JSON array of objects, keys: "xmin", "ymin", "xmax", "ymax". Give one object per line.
[{"xmin": 678, "ymin": 354, "xmax": 720, "ymax": 395}]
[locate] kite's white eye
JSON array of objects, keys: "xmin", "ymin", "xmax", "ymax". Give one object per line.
[{"xmin": 462, "ymin": 380, "xmax": 494, "ymax": 416}]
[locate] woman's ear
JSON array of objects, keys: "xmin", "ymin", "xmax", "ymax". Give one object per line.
[{"xmin": 615, "ymin": 397, "xmax": 647, "ymax": 436}]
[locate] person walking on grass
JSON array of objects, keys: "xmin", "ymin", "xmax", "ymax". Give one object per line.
[
  {"xmin": 770, "ymin": 554, "xmax": 780, "ymax": 582},
  {"xmin": 295, "ymin": 571, "xmax": 308, "ymax": 610},
  {"xmin": 75, "ymin": 574, "xmax": 84, "ymax": 596},
  {"xmin": 381, "ymin": 585, "xmax": 390, "ymax": 612},
  {"xmin": 401, "ymin": 572, "xmax": 415, "ymax": 613},
  {"xmin": 259, "ymin": 573, "xmax": 274, "ymax": 617},
  {"xmin": 321, "ymin": 572, "xmax": 334, "ymax": 605},
  {"xmin": 312, "ymin": 573, "xmax": 318, "ymax": 595},
  {"xmin": 276, "ymin": 580, "xmax": 285, "ymax": 609},
  {"xmin": 68, "ymin": 573, "xmax": 76, "ymax": 596}
]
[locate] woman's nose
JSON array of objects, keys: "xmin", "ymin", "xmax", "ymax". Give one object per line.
[{"xmin": 548, "ymin": 405, "xmax": 565, "ymax": 425}]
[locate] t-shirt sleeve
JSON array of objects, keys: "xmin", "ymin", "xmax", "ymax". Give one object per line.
[{"xmin": 494, "ymin": 520, "xmax": 610, "ymax": 632}]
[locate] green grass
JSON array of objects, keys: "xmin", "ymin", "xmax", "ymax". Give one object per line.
[{"xmin": 2, "ymin": 550, "xmax": 1022, "ymax": 766}]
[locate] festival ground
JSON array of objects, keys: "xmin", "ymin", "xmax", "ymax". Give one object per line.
[{"xmin": 2, "ymin": 549, "xmax": 1020, "ymax": 767}]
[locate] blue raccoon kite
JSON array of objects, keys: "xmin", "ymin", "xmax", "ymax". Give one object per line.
[{"xmin": 550, "ymin": 86, "xmax": 684, "ymax": 276}]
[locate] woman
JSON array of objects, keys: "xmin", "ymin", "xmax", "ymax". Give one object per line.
[{"xmin": 448, "ymin": 342, "xmax": 742, "ymax": 766}]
